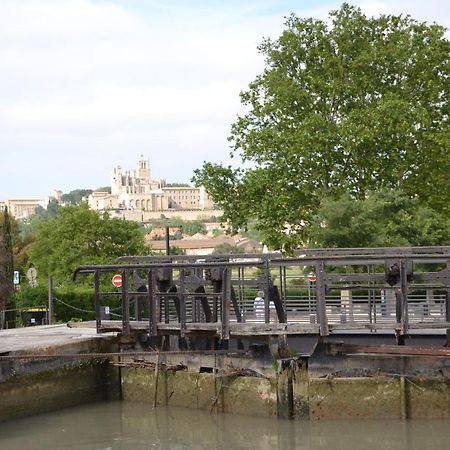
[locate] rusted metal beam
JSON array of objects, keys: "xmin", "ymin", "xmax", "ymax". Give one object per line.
[
  {"xmin": 179, "ymin": 269, "xmax": 186, "ymax": 338},
  {"xmin": 221, "ymin": 268, "xmax": 231, "ymax": 341},
  {"xmin": 148, "ymin": 270, "xmax": 157, "ymax": 337},
  {"xmin": 270, "ymin": 285, "xmax": 286, "ymax": 323},
  {"xmin": 315, "ymin": 260, "xmax": 329, "ymax": 336},
  {"xmin": 121, "ymin": 269, "xmax": 130, "ymax": 336},
  {"xmin": 337, "ymin": 344, "xmax": 450, "ymax": 357},
  {"xmin": 94, "ymin": 271, "xmax": 101, "ymax": 333}
]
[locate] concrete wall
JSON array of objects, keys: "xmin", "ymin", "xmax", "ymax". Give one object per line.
[
  {"xmin": 110, "ymin": 209, "xmax": 223, "ymax": 222},
  {"xmin": 121, "ymin": 368, "xmax": 278, "ymax": 418},
  {"xmin": 2, "ymin": 333, "xmax": 450, "ymax": 422},
  {"xmin": 120, "ymin": 360, "xmax": 450, "ymax": 420},
  {"xmin": 0, "ymin": 337, "xmax": 120, "ymax": 423},
  {"xmin": 0, "ymin": 361, "xmax": 117, "ymax": 422}
]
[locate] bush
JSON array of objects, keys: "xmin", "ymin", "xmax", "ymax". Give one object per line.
[{"xmin": 13, "ymin": 284, "xmax": 121, "ymax": 323}]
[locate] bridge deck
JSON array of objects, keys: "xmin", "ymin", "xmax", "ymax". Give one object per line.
[
  {"xmin": 69, "ymin": 320, "xmax": 450, "ymax": 336},
  {"xmin": 71, "ymin": 248, "xmax": 450, "ymax": 343}
]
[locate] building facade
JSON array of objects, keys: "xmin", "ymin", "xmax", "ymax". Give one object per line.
[
  {"xmin": 89, "ymin": 157, "xmax": 214, "ymax": 212},
  {"xmin": 0, "ymin": 198, "xmax": 48, "ymax": 219}
]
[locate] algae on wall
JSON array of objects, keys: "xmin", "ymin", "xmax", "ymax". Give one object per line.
[
  {"xmin": 120, "ymin": 360, "xmax": 450, "ymax": 420},
  {"xmin": 0, "ymin": 360, "xmax": 119, "ymax": 423},
  {"xmin": 121, "ymin": 367, "xmax": 278, "ymax": 418}
]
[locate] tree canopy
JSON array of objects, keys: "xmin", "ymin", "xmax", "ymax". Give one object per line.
[
  {"xmin": 213, "ymin": 243, "xmax": 242, "ymax": 255},
  {"xmin": 61, "ymin": 189, "xmax": 93, "ymax": 205},
  {"xmin": 308, "ymin": 189, "xmax": 450, "ymax": 248},
  {"xmin": 193, "ymin": 4, "xmax": 450, "ymax": 252},
  {"xmin": 29, "ymin": 204, "xmax": 148, "ymax": 280},
  {"xmin": 146, "ymin": 217, "xmax": 207, "ymax": 236}
]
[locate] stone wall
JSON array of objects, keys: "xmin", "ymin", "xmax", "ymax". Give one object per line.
[
  {"xmin": 120, "ymin": 358, "xmax": 450, "ymax": 420},
  {"xmin": 0, "ymin": 337, "xmax": 120, "ymax": 423}
]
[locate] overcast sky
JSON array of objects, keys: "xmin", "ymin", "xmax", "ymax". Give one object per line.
[{"xmin": 1, "ymin": 0, "xmax": 449, "ymax": 199}]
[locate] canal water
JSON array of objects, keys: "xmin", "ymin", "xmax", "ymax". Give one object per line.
[{"xmin": 1, "ymin": 401, "xmax": 449, "ymax": 450}]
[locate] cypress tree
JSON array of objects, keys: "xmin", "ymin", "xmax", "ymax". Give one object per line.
[{"xmin": 0, "ymin": 208, "xmax": 15, "ymax": 328}]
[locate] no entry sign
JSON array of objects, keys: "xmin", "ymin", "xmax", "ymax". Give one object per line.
[
  {"xmin": 112, "ymin": 274, "xmax": 123, "ymax": 287},
  {"xmin": 307, "ymin": 271, "xmax": 317, "ymax": 282}
]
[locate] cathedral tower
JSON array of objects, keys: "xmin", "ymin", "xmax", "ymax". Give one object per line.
[{"xmin": 135, "ymin": 155, "xmax": 150, "ymax": 182}]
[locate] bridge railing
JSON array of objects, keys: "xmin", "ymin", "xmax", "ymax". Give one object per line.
[{"xmin": 73, "ymin": 248, "xmax": 450, "ymax": 339}]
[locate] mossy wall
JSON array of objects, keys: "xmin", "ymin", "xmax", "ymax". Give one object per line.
[
  {"xmin": 0, "ymin": 336, "xmax": 120, "ymax": 423},
  {"xmin": 0, "ymin": 361, "xmax": 119, "ymax": 423},
  {"xmin": 120, "ymin": 365, "xmax": 450, "ymax": 420},
  {"xmin": 121, "ymin": 368, "xmax": 277, "ymax": 418}
]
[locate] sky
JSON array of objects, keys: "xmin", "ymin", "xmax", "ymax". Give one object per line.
[{"xmin": 1, "ymin": 0, "xmax": 449, "ymax": 199}]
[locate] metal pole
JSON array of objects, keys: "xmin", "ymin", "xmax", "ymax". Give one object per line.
[
  {"xmin": 221, "ymin": 268, "xmax": 230, "ymax": 341},
  {"xmin": 264, "ymin": 259, "xmax": 270, "ymax": 324},
  {"xmin": 148, "ymin": 270, "xmax": 157, "ymax": 337},
  {"xmin": 180, "ymin": 269, "xmax": 186, "ymax": 337},
  {"xmin": 400, "ymin": 259, "xmax": 409, "ymax": 336},
  {"xmin": 94, "ymin": 271, "xmax": 101, "ymax": 332},
  {"xmin": 315, "ymin": 261, "xmax": 329, "ymax": 336},
  {"xmin": 47, "ymin": 275, "xmax": 53, "ymax": 325},
  {"xmin": 122, "ymin": 270, "xmax": 130, "ymax": 336},
  {"xmin": 165, "ymin": 226, "xmax": 170, "ymax": 255}
]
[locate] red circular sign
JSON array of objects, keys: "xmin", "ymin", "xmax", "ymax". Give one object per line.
[
  {"xmin": 307, "ymin": 271, "xmax": 317, "ymax": 282},
  {"xmin": 112, "ymin": 274, "xmax": 123, "ymax": 287}
]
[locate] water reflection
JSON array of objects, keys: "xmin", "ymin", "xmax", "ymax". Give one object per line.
[{"xmin": 0, "ymin": 401, "xmax": 449, "ymax": 450}]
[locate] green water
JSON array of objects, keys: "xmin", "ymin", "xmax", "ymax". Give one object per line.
[{"xmin": 0, "ymin": 401, "xmax": 449, "ymax": 450}]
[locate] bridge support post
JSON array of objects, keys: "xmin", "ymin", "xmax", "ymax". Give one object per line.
[
  {"xmin": 276, "ymin": 359, "xmax": 294, "ymax": 419},
  {"xmin": 148, "ymin": 270, "xmax": 158, "ymax": 339},
  {"xmin": 446, "ymin": 290, "xmax": 450, "ymax": 346},
  {"xmin": 220, "ymin": 268, "xmax": 231, "ymax": 342},
  {"xmin": 315, "ymin": 261, "xmax": 329, "ymax": 336},
  {"xmin": 292, "ymin": 358, "xmax": 310, "ymax": 419}
]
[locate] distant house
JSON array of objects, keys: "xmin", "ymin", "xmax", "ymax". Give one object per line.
[
  {"xmin": 88, "ymin": 192, "xmax": 120, "ymax": 210},
  {"xmin": 1, "ymin": 198, "xmax": 49, "ymax": 219}
]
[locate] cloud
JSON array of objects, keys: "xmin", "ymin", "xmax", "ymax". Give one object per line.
[
  {"xmin": 358, "ymin": 0, "xmax": 450, "ymax": 29},
  {"xmin": 0, "ymin": 0, "xmax": 272, "ymax": 196},
  {"xmin": 0, "ymin": 0, "xmax": 448, "ymax": 197}
]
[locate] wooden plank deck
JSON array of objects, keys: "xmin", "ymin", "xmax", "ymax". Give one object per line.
[{"xmin": 68, "ymin": 320, "xmax": 450, "ymax": 336}]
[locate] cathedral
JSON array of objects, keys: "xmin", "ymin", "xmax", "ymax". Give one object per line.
[{"xmin": 88, "ymin": 157, "xmax": 213, "ymax": 212}]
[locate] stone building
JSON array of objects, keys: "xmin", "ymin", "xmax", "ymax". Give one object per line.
[
  {"xmin": 88, "ymin": 156, "xmax": 214, "ymax": 212},
  {"xmin": 0, "ymin": 198, "xmax": 48, "ymax": 219}
]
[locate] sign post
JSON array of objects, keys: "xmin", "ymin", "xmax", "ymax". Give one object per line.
[{"xmin": 48, "ymin": 275, "xmax": 53, "ymax": 325}]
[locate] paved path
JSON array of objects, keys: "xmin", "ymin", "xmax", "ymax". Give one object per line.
[{"xmin": 0, "ymin": 324, "xmax": 114, "ymax": 354}]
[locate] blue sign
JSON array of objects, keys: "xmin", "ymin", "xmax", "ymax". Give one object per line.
[{"xmin": 13, "ymin": 271, "xmax": 20, "ymax": 285}]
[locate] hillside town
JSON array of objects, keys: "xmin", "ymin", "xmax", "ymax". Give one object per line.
[
  {"xmin": 0, "ymin": 156, "xmax": 215, "ymax": 219},
  {"xmin": 0, "ymin": 156, "xmax": 262, "ymax": 255}
]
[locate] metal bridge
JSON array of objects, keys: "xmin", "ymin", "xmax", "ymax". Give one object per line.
[{"xmin": 73, "ymin": 246, "xmax": 450, "ymax": 348}]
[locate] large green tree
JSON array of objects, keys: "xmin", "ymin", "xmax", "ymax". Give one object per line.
[
  {"xmin": 308, "ymin": 189, "xmax": 450, "ymax": 248},
  {"xmin": 193, "ymin": 4, "xmax": 449, "ymax": 252},
  {"xmin": 29, "ymin": 204, "xmax": 148, "ymax": 280}
]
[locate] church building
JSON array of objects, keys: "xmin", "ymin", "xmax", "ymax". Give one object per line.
[{"xmin": 88, "ymin": 157, "xmax": 213, "ymax": 212}]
